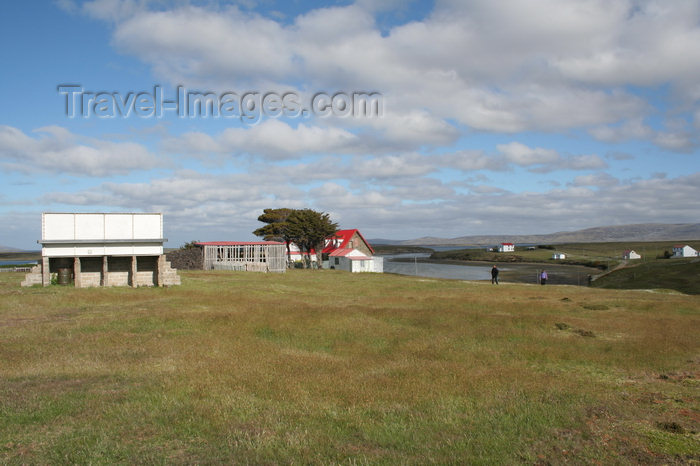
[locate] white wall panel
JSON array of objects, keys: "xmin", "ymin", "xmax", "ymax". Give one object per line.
[
  {"xmin": 43, "ymin": 246, "xmax": 75, "ymax": 257},
  {"xmin": 133, "ymin": 214, "xmax": 162, "ymax": 239},
  {"xmin": 43, "ymin": 213, "xmax": 74, "ymax": 240},
  {"xmin": 75, "ymin": 214, "xmax": 104, "ymax": 240},
  {"xmin": 105, "ymin": 214, "xmax": 133, "ymax": 240},
  {"xmin": 74, "ymin": 246, "xmax": 106, "ymax": 256}
]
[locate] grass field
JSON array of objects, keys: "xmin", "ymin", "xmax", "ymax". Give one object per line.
[{"xmin": 1, "ymin": 270, "xmax": 699, "ymax": 463}]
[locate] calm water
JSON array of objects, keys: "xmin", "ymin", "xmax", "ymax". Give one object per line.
[
  {"xmin": 0, "ymin": 260, "xmax": 37, "ymax": 266},
  {"xmin": 382, "ymin": 253, "xmax": 491, "ymax": 280}
]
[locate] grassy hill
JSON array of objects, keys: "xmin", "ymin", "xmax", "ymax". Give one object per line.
[
  {"xmin": 0, "ymin": 251, "xmax": 41, "ymax": 261},
  {"xmin": 372, "ymin": 244, "xmax": 434, "ymax": 254},
  {"xmin": 1, "ymin": 270, "xmax": 698, "ymax": 463},
  {"xmin": 593, "ymin": 258, "xmax": 700, "ymax": 294}
]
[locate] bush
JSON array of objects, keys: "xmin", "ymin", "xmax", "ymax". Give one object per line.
[{"xmin": 166, "ymin": 247, "xmax": 203, "ymax": 270}]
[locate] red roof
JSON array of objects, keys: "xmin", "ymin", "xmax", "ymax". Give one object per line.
[
  {"xmin": 323, "ymin": 229, "xmax": 374, "ymax": 254},
  {"xmin": 330, "ymin": 249, "xmax": 371, "ymax": 260},
  {"xmin": 501, "ymin": 243, "xmax": 514, "ymax": 246},
  {"xmin": 197, "ymin": 241, "xmax": 285, "ymax": 246}
]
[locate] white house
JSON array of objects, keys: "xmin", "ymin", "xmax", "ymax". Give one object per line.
[
  {"xmin": 22, "ymin": 213, "xmax": 180, "ymax": 288},
  {"xmin": 287, "ymin": 242, "xmax": 318, "ymax": 264},
  {"xmin": 622, "ymin": 250, "xmax": 641, "ymax": 260},
  {"xmin": 672, "ymin": 244, "xmax": 698, "ymax": 258},
  {"xmin": 498, "ymin": 243, "xmax": 515, "ymax": 252},
  {"xmin": 328, "ymin": 248, "xmax": 383, "ymax": 273},
  {"xmin": 287, "ymin": 229, "xmax": 382, "ymax": 272},
  {"xmin": 552, "ymin": 253, "xmax": 566, "ymax": 260}
]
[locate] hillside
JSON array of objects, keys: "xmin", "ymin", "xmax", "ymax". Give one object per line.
[
  {"xmin": 593, "ymin": 258, "xmax": 700, "ymax": 294},
  {"xmin": 378, "ymin": 223, "xmax": 700, "ymax": 246}
]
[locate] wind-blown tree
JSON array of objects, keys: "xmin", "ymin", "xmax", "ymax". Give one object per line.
[
  {"xmin": 284, "ymin": 209, "xmax": 338, "ymax": 269},
  {"xmin": 252, "ymin": 208, "xmax": 295, "ymax": 261}
]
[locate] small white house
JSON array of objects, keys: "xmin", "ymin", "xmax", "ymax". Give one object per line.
[
  {"xmin": 287, "ymin": 242, "xmax": 318, "ymax": 264},
  {"xmin": 328, "ymin": 248, "xmax": 383, "ymax": 273},
  {"xmin": 672, "ymin": 244, "xmax": 698, "ymax": 258},
  {"xmin": 552, "ymin": 253, "xmax": 566, "ymax": 260},
  {"xmin": 622, "ymin": 250, "xmax": 641, "ymax": 260},
  {"xmin": 498, "ymin": 243, "xmax": 515, "ymax": 252}
]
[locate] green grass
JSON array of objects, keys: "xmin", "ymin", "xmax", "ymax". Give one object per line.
[
  {"xmin": 593, "ymin": 258, "xmax": 700, "ymax": 294},
  {"xmin": 1, "ymin": 270, "xmax": 699, "ymax": 463}
]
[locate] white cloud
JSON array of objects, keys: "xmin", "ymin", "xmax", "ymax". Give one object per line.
[
  {"xmin": 0, "ymin": 125, "xmax": 166, "ymax": 177},
  {"xmin": 557, "ymin": 154, "xmax": 608, "ymax": 172},
  {"xmin": 438, "ymin": 143, "xmax": 607, "ymax": 174},
  {"xmin": 497, "ymin": 142, "xmax": 559, "ymax": 166},
  {"xmin": 113, "ymin": 5, "xmax": 295, "ymax": 84},
  {"xmin": 163, "ymin": 112, "xmax": 459, "ymax": 159},
  {"xmin": 5, "ymin": 0, "xmax": 700, "ymax": 249},
  {"xmin": 440, "ymin": 151, "xmax": 506, "ymax": 172},
  {"xmin": 35, "ymin": 168, "xmax": 700, "ymax": 244},
  {"xmin": 163, "ymin": 121, "xmax": 357, "ymax": 160},
  {"xmin": 590, "ymin": 117, "xmax": 697, "ymax": 153},
  {"xmin": 589, "ymin": 118, "xmax": 654, "ymax": 143},
  {"xmin": 652, "ymin": 131, "xmax": 695, "ymax": 153},
  {"xmin": 85, "ymin": 0, "xmax": 697, "ymax": 135},
  {"xmin": 571, "ymin": 173, "xmax": 620, "ymax": 188}
]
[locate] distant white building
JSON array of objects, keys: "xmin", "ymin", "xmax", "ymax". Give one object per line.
[
  {"xmin": 552, "ymin": 253, "xmax": 566, "ymax": 260},
  {"xmin": 498, "ymin": 243, "xmax": 515, "ymax": 252},
  {"xmin": 622, "ymin": 250, "xmax": 641, "ymax": 260},
  {"xmin": 672, "ymin": 244, "xmax": 698, "ymax": 258}
]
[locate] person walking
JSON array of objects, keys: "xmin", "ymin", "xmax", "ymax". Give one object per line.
[
  {"xmin": 540, "ymin": 269, "xmax": 548, "ymax": 285},
  {"xmin": 491, "ymin": 265, "xmax": 499, "ymax": 284}
]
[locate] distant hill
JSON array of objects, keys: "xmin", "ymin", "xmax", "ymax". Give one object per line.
[
  {"xmin": 371, "ymin": 223, "xmax": 700, "ymax": 246},
  {"xmin": 0, "ymin": 245, "xmax": 25, "ymax": 253}
]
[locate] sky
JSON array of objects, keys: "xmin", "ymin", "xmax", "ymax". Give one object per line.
[{"xmin": 1, "ymin": 0, "xmax": 699, "ymax": 250}]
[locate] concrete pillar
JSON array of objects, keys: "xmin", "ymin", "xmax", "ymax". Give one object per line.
[
  {"xmin": 101, "ymin": 256, "xmax": 109, "ymax": 287},
  {"xmin": 42, "ymin": 256, "xmax": 50, "ymax": 287},
  {"xmin": 130, "ymin": 256, "xmax": 137, "ymax": 288},
  {"xmin": 74, "ymin": 257, "xmax": 82, "ymax": 288},
  {"xmin": 156, "ymin": 255, "xmax": 165, "ymax": 287}
]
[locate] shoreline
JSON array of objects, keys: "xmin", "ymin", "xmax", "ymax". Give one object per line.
[{"xmin": 389, "ymin": 257, "xmax": 598, "ymax": 286}]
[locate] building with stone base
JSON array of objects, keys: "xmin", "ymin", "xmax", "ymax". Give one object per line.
[{"xmin": 22, "ymin": 213, "xmax": 180, "ymax": 288}]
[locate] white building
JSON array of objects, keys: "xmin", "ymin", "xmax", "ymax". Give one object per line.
[
  {"xmin": 287, "ymin": 242, "xmax": 318, "ymax": 264},
  {"xmin": 622, "ymin": 250, "xmax": 641, "ymax": 260},
  {"xmin": 552, "ymin": 253, "xmax": 566, "ymax": 260},
  {"xmin": 198, "ymin": 241, "xmax": 286, "ymax": 272},
  {"xmin": 22, "ymin": 213, "xmax": 180, "ymax": 288},
  {"xmin": 286, "ymin": 229, "xmax": 382, "ymax": 272},
  {"xmin": 672, "ymin": 244, "xmax": 698, "ymax": 258},
  {"xmin": 328, "ymin": 248, "xmax": 383, "ymax": 273},
  {"xmin": 498, "ymin": 243, "xmax": 515, "ymax": 252}
]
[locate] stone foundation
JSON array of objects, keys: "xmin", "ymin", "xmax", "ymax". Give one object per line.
[{"xmin": 21, "ymin": 255, "xmax": 181, "ymax": 288}]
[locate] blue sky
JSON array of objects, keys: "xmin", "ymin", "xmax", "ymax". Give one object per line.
[{"xmin": 1, "ymin": 0, "xmax": 699, "ymax": 249}]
